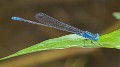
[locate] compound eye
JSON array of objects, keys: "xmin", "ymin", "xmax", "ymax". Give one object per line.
[{"xmin": 95, "ymin": 33, "xmax": 99, "ymax": 37}]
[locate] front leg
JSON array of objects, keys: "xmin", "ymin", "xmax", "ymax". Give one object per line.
[
  {"xmin": 96, "ymin": 41, "xmax": 101, "ymax": 45},
  {"xmin": 91, "ymin": 40, "xmax": 95, "ymax": 45},
  {"xmin": 91, "ymin": 40, "xmax": 101, "ymax": 46}
]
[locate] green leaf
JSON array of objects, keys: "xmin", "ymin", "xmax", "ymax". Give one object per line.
[{"xmin": 0, "ymin": 29, "xmax": 120, "ymax": 60}]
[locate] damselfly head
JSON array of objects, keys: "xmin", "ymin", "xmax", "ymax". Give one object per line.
[{"xmin": 93, "ymin": 33, "xmax": 99, "ymax": 41}]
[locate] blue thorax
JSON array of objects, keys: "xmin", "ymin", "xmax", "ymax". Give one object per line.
[{"xmin": 82, "ymin": 31, "xmax": 99, "ymax": 41}]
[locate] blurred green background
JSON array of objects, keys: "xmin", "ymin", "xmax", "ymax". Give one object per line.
[{"xmin": 0, "ymin": 0, "xmax": 120, "ymax": 67}]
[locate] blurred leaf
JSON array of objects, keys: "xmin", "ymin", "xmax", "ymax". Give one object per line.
[
  {"xmin": 0, "ymin": 29, "xmax": 120, "ymax": 61},
  {"xmin": 113, "ymin": 12, "xmax": 120, "ymax": 20}
]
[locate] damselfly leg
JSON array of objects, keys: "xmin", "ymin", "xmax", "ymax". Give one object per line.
[
  {"xmin": 83, "ymin": 39, "xmax": 101, "ymax": 47},
  {"xmin": 83, "ymin": 39, "xmax": 89, "ymax": 47},
  {"xmin": 91, "ymin": 40, "xmax": 101, "ymax": 46}
]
